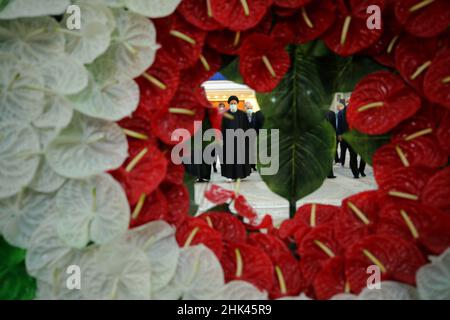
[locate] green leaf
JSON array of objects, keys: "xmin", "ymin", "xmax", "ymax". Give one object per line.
[
  {"xmin": 0, "ymin": 0, "xmax": 10, "ymax": 12},
  {"xmin": 0, "ymin": 263, "xmax": 36, "ymax": 300},
  {"xmin": 183, "ymin": 172, "xmax": 198, "ymax": 216},
  {"xmin": 220, "ymin": 57, "xmax": 244, "ymax": 84},
  {"xmin": 0, "ymin": 236, "xmax": 26, "ymax": 269},
  {"xmin": 257, "ymin": 46, "xmax": 336, "ymax": 217},
  {"xmin": 343, "ymin": 130, "xmax": 391, "ymax": 166}
]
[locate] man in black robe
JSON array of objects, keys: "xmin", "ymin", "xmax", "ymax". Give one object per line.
[{"xmin": 220, "ymin": 96, "xmax": 252, "ymax": 181}]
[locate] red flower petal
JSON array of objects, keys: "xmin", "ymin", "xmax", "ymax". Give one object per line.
[
  {"xmin": 313, "ymin": 256, "xmax": 349, "ymax": 300},
  {"xmin": 134, "ymin": 51, "xmax": 180, "ymax": 123},
  {"xmin": 334, "ymin": 191, "xmax": 380, "ymax": 248},
  {"xmin": 176, "ymin": 217, "xmax": 224, "ymax": 259},
  {"xmin": 322, "ymin": 0, "xmax": 384, "ymax": 56},
  {"xmin": 345, "ymin": 235, "xmax": 426, "ymax": 293},
  {"xmin": 199, "ymin": 212, "xmax": 247, "ymax": 243},
  {"xmin": 111, "ymin": 144, "xmax": 168, "ymax": 205},
  {"xmin": 424, "ymin": 48, "xmax": 450, "ymax": 109},
  {"xmin": 269, "ymin": 251, "xmax": 305, "ymax": 298},
  {"xmin": 376, "ymin": 202, "xmax": 450, "ymax": 254},
  {"xmin": 294, "ymin": 0, "xmax": 336, "ymax": 43},
  {"xmin": 422, "ymin": 166, "xmax": 450, "ymax": 214},
  {"xmin": 274, "ymin": 0, "xmax": 310, "ymax": 8},
  {"xmin": 154, "ymin": 13, "xmax": 206, "ymax": 70},
  {"xmin": 437, "ymin": 108, "xmax": 450, "ymax": 155},
  {"xmin": 179, "ymin": 46, "xmax": 223, "ymax": 88},
  {"xmin": 221, "ymin": 242, "xmax": 274, "ymax": 292},
  {"xmin": 118, "ymin": 117, "xmax": 158, "ymax": 153},
  {"xmin": 347, "ymin": 71, "xmax": 421, "ymax": 135},
  {"xmin": 234, "ymin": 194, "xmax": 258, "ymax": 220},
  {"xmin": 395, "ymin": 0, "xmax": 450, "ymax": 38},
  {"xmin": 209, "ymin": 0, "xmax": 273, "ymax": 31},
  {"xmin": 160, "ymin": 182, "xmax": 190, "ymax": 227},
  {"xmin": 204, "ymin": 184, "xmax": 236, "ymax": 204},
  {"xmin": 129, "ymin": 189, "xmax": 169, "ymax": 228},
  {"xmin": 247, "ymin": 233, "xmax": 291, "ymax": 256},
  {"xmin": 239, "ymin": 33, "xmax": 291, "ymax": 92},
  {"xmin": 177, "ymin": 0, "xmax": 224, "ymax": 31}
]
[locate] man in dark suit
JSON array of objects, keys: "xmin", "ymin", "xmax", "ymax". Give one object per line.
[
  {"xmin": 244, "ymin": 102, "xmax": 264, "ymax": 171},
  {"xmin": 325, "ymin": 110, "xmax": 337, "ymax": 179},
  {"xmin": 337, "ymin": 104, "xmax": 366, "ymax": 179}
]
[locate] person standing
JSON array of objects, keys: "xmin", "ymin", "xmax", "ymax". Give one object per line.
[
  {"xmin": 337, "ymin": 104, "xmax": 366, "ymax": 179},
  {"xmin": 244, "ymin": 101, "xmax": 264, "ymax": 172},
  {"xmin": 211, "ymin": 102, "xmax": 226, "ymax": 173},
  {"xmin": 325, "ymin": 109, "xmax": 337, "ymax": 179},
  {"xmin": 221, "ymin": 96, "xmax": 252, "ymax": 181}
]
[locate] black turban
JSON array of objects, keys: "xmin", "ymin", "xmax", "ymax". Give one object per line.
[{"xmin": 228, "ymin": 96, "xmax": 239, "ymax": 104}]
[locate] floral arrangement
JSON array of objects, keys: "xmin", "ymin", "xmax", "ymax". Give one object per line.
[{"xmin": 0, "ymin": 0, "xmax": 449, "ymax": 300}]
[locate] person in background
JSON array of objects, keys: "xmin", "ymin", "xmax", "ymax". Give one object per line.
[
  {"xmin": 244, "ymin": 101, "xmax": 264, "ymax": 172},
  {"xmin": 325, "ymin": 109, "xmax": 337, "ymax": 179},
  {"xmin": 337, "ymin": 102, "xmax": 366, "ymax": 179},
  {"xmin": 221, "ymin": 96, "xmax": 252, "ymax": 181},
  {"xmin": 336, "ymin": 99, "xmax": 348, "ymax": 166},
  {"xmin": 212, "ymin": 102, "xmax": 226, "ymax": 173}
]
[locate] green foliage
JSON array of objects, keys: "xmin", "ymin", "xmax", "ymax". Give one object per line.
[{"xmin": 343, "ymin": 130, "xmax": 391, "ymax": 166}]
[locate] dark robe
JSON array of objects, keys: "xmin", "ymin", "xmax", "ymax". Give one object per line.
[{"xmin": 220, "ymin": 109, "xmax": 252, "ymax": 180}]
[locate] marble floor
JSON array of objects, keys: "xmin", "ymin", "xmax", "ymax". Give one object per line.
[{"xmin": 194, "ymin": 158, "xmax": 377, "ymax": 226}]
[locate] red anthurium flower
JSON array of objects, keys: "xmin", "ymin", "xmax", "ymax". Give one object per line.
[
  {"xmin": 206, "ymin": 12, "xmax": 273, "ymax": 55},
  {"xmin": 163, "ymin": 152, "xmax": 185, "ymax": 186},
  {"xmin": 376, "ymin": 202, "xmax": 450, "ymax": 255},
  {"xmin": 437, "ymin": 108, "xmax": 450, "ymax": 155},
  {"xmin": 177, "ymin": 0, "xmax": 224, "ymax": 31},
  {"xmin": 118, "ymin": 116, "xmax": 157, "ymax": 153},
  {"xmin": 270, "ymin": 20, "xmax": 297, "ymax": 45},
  {"xmin": 234, "ymin": 194, "xmax": 258, "ymax": 220},
  {"xmin": 209, "ymin": 0, "xmax": 273, "ymax": 31},
  {"xmin": 279, "ymin": 203, "xmax": 338, "ymax": 243},
  {"xmin": 179, "ymin": 46, "xmax": 223, "ymax": 88},
  {"xmin": 422, "ymin": 166, "xmax": 450, "ymax": 214},
  {"xmin": 372, "ymin": 141, "xmax": 445, "ymax": 185},
  {"xmin": 273, "ymin": 6, "xmax": 299, "ymax": 18},
  {"xmin": 160, "ymin": 182, "xmax": 190, "ymax": 227},
  {"xmin": 111, "ymin": 144, "xmax": 168, "ymax": 206},
  {"xmin": 424, "ymin": 48, "xmax": 450, "ymax": 109},
  {"xmin": 204, "ymin": 184, "xmax": 236, "ymax": 204},
  {"xmin": 239, "ymin": 33, "xmax": 291, "ymax": 92},
  {"xmin": 374, "ymin": 167, "xmax": 434, "ymax": 205},
  {"xmin": 345, "ymin": 235, "xmax": 426, "ymax": 293},
  {"xmin": 297, "ymin": 225, "xmax": 343, "ymax": 287},
  {"xmin": 176, "ymin": 217, "xmax": 224, "ymax": 259},
  {"xmin": 153, "ymin": 13, "xmax": 206, "ymax": 70},
  {"xmin": 395, "ymin": 35, "xmax": 439, "ymax": 94},
  {"xmin": 334, "ymin": 191, "xmax": 380, "ymax": 248},
  {"xmin": 274, "ymin": 0, "xmax": 310, "ymax": 8},
  {"xmin": 151, "ymin": 85, "xmax": 206, "ymax": 145},
  {"xmin": 134, "ymin": 51, "xmax": 180, "ymax": 123},
  {"xmin": 346, "ymin": 71, "xmax": 422, "ymax": 135},
  {"xmin": 247, "ymin": 233, "xmax": 292, "ymax": 256},
  {"xmin": 294, "ymin": 0, "xmax": 336, "ymax": 43},
  {"xmin": 129, "ymin": 189, "xmax": 169, "ymax": 228},
  {"xmin": 198, "ymin": 212, "xmax": 247, "ymax": 243},
  {"xmin": 269, "ymin": 251, "xmax": 305, "ymax": 299},
  {"xmin": 245, "ymin": 214, "xmax": 274, "ymax": 231},
  {"xmin": 313, "ymin": 257, "xmax": 351, "ymax": 300},
  {"xmin": 395, "ymin": 0, "xmax": 450, "ymax": 38},
  {"xmin": 221, "ymin": 242, "xmax": 274, "ymax": 292},
  {"xmin": 322, "ymin": 0, "xmax": 385, "ymax": 56}
]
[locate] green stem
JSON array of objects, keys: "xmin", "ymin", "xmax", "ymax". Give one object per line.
[{"xmin": 289, "ymin": 199, "xmax": 296, "ymax": 218}]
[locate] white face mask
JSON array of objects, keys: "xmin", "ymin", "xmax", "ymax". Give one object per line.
[
  {"xmin": 246, "ymin": 109, "xmax": 253, "ymax": 115},
  {"xmin": 230, "ymin": 104, "xmax": 237, "ymax": 112}
]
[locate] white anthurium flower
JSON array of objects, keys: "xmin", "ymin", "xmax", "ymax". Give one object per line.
[
  {"xmin": 55, "ymin": 173, "xmax": 130, "ymax": 249},
  {"xmin": 125, "ymin": 0, "xmax": 181, "ymax": 18},
  {"xmin": 45, "ymin": 112, "xmax": 128, "ymax": 179},
  {"xmin": 70, "ymin": 59, "xmax": 139, "ymax": 121},
  {"xmin": 81, "ymin": 242, "xmax": 152, "ymax": 300},
  {"xmin": 0, "ymin": 0, "xmax": 70, "ymax": 19},
  {"xmin": 417, "ymin": 248, "xmax": 450, "ymax": 300},
  {"xmin": 0, "ymin": 56, "xmax": 45, "ymax": 124},
  {"xmin": 0, "ymin": 123, "xmax": 40, "ymax": 199},
  {"xmin": 211, "ymin": 280, "xmax": 268, "ymax": 300},
  {"xmin": 0, "ymin": 17, "xmax": 65, "ymax": 63},
  {"xmin": 95, "ymin": 9, "xmax": 160, "ymax": 79},
  {"xmin": 277, "ymin": 293, "xmax": 312, "ymax": 300},
  {"xmin": 26, "ymin": 220, "xmax": 81, "ymax": 284},
  {"xmin": 153, "ymin": 245, "xmax": 225, "ymax": 300},
  {"xmin": 0, "ymin": 188, "xmax": 56, "ymax": 249},
  {"xmin": 330, "ymin": 293, "xmax": 358, "ymax": 300},
  {"xmin": 29, "ymin": 128, "xmax": 66, "ymax": 194},
  {"xmin": 123, "ymin": 220, "xmax": 180, "ymax": 295},
  {"xmin": 358, "ymin": 281, "xmax": 418, "ymax": 300},
  {"xmin": 61, "ymin": 1, "xmax": 116, "ymax": 64}
]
